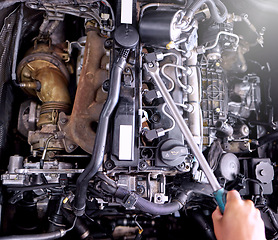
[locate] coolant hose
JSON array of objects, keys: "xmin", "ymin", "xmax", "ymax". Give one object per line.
[
  {"xmin": 110, "ymin": 186, "xmax": 187, "ymax": 216},
  {"xmin": 73, "ymin": 49, "xmax": 130, "ymax": 216},
  {"xmin": 100, "ymin": 180, "xmax": 214, "ymax": 216},
  {"xmin": 185, "ymin": 0, "xmax": 228, "ymax": 23},
  {"xmin": 135, "ymin": 195, "xmax": 185, "ymax": 215},
  {"xmin": 265, "ymin": 207, "xmax": 278, "ymax": 232},
  {"xmin": 258, "ymin": 131, "xmax": 278, "ymax": 146},
  {"xmin": 0, "ymin": 229, "xmax": 66, "ymax": 240}
]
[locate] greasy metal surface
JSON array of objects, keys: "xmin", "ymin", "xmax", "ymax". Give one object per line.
[
  {"xmin": 58, "ymin": 30, "xmax": 109, "ymax": 153},
  {"xmin": 35, "ymin": 67, "xmax": 70, "ymax": 103},
  {"xmin": 17, "ymin": 44, "xmax": 70, "ymax": 97}
]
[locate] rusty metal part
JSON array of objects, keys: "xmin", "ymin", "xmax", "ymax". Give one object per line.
[
  {"xmin": 17, "ymin": 44, "xmax": 71, "ymax": 127},
  {"xmin": 39, "ymin": 102, "xmax": 69, "ymax": 126},
  {"xmin": 28, "ymin": 125, "xmax": 64, "ymax": 153},
  {"xmin": 58, "ymin": 29, "xmax": 109, "ymax": 153}
]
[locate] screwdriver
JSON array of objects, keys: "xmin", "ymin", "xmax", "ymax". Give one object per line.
[{"xmin": 145, "ymin": 61, "xmax": 226, "ymax": 213}]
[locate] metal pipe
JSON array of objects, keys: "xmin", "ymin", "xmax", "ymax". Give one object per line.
[
  {"xmin": 140, "ymin": 3, "xmax": 179, "ymax": 19},
  {"xmin": 11, "ymin": 4, "xmax": 23, "ymax": 87},
  {"xmin": 144, "ymin": 62, "xmax": 221, "ymax": 192},
  {"xmin": 204, "ymin": 31, "xmax": 240, "ymax": 51},
  {"xmin": 187, "ymin": 49, "xmax": 201, "ymax": 145},
  {"xmin": 41, "ymin": 135, "xmax": 55, "ymax": 161}
]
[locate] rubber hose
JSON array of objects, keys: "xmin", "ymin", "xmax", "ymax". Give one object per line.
[
  {"xmin": 258, "ymin": 131, "xmax": 278, "ymax": 146},
  {"xmin": 114, "ymin": 187, "xmax": 186, "ymax": 216},
  {"xmin": 187, "ymin": 208, "xmax": 217, "ymax": 240},
  {"xmin": 115, "ymin": 186, "xmax": 130, "ymax": 198},
  {"xmin": 185, "ymin": 0, "xmax": 227, "ymax": 23},
  {"xmin": 100, "ymin": 181, "xmax": 117, "ymax": 195},
  {"xmin": 0, "ymin": 230, "xmax": 65, "ymax": 240},
  {"xmin": 206, "ymin": 0, "xmax": 228, "ymax": 23},
  {"xmin": 73, "ymin": 50, "xmax": 129, "ymax": 216},
  {"xmin": 61, "ymin": 208, "xmax": 90, "ymax": 239},
  {"xmin": 135, "ymin": 196, "xmax": 183, "ymax": 215},
  {"xmin": 266, "ymin": 207, "xmax": 278, "ymax": 232}
]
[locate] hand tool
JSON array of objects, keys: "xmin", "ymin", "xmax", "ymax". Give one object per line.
[{"xmin": 144, "ymin": 59, "xmax": 226, "ymax": 213}]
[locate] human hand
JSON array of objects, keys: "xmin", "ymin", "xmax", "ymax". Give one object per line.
[{"xmin": 212, "ymin": 190, "xmax": 266, "ymax": 240}]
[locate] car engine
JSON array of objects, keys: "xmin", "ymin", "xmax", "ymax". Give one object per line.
[{"xmin": 0, "ymin": 0, "xmax": 278, "ymax": 239}]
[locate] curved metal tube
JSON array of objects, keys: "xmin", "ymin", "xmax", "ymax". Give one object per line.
[
  {"xmin": 73, "ymin": 50, "xmax": 129, "ymax": 216},
  {"xmin": 140, "ymin": 3, "xmax": 180, "ymax": 19},
  {"xmin": 204, "ymin": 31, "xmax": 240, "ymax": 51},
  {"xmin": 11, "ymin": 4, "xmax": 23, "ymax": 87}
]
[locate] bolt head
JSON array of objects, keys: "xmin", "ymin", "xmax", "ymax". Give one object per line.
[
  {"xmin": 69, "ymin": 144, "xmax": 75, "ymax": 150},
  {"xmin": 148, "ymin": 62, "xmax": 154, "ymax": 68},
  {"xmin": 60, "ymin": 118, "xmax": 67, "ymax": 124}
]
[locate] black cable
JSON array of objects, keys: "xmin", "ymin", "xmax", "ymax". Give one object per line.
[
  {"xmin": 7, "ymin": 184, "xmax": 62, "ymax": 204},
  {"xmin": 245, "ymin": 178, "xmax": 264, "ymax": 197}
]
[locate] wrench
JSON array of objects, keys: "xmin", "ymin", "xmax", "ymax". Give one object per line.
[{"xmin": 144, "ymin": 61, "xmax": 226, "ymax": 213}]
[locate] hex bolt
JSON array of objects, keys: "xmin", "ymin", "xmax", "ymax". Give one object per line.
[
  {"xmin": 102, "ymin": 80, "xmax": 110, "ymax": 92},
  {"xmin": 139, "ymin": 161, "xmax": 147, "ymax": 170},
  {"xmin": 48, "ymin": 151, "xmax": 55, "ymax": 159},
  {"xmin": 105, "ymin": 160, "xmax": 115, "ymax": 170},
  {"xmin": 178, "ymin": 162, "xmax": 185, "ymax": 169},
  {"xmin": 60, "ymin": 118, "xmax": 68, "ymax": 124},
  {"xmin": 148, "ymin": 62, "xmax": 154, "ymax": 68},
  {"xmin": 136, "ymin": 185, "xmax": 145, "ymax": 195},
  {"xmin": 69, "ymin": 144, "xmax": 75, "ymax": 150}
]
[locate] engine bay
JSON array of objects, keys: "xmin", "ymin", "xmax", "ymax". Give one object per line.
[{"xmin": 0, "ymin": 0, "xmax": 278, "ymax": 239}]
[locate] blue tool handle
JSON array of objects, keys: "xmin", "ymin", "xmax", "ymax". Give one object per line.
[{"xmin": 213, "ymin": 188, "xmax": 227, "ymax": 214}]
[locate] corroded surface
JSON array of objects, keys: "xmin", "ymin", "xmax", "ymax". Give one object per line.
[{"xmin": 59, "ymin": 30, "xmax": 109, "ymax": 153}]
